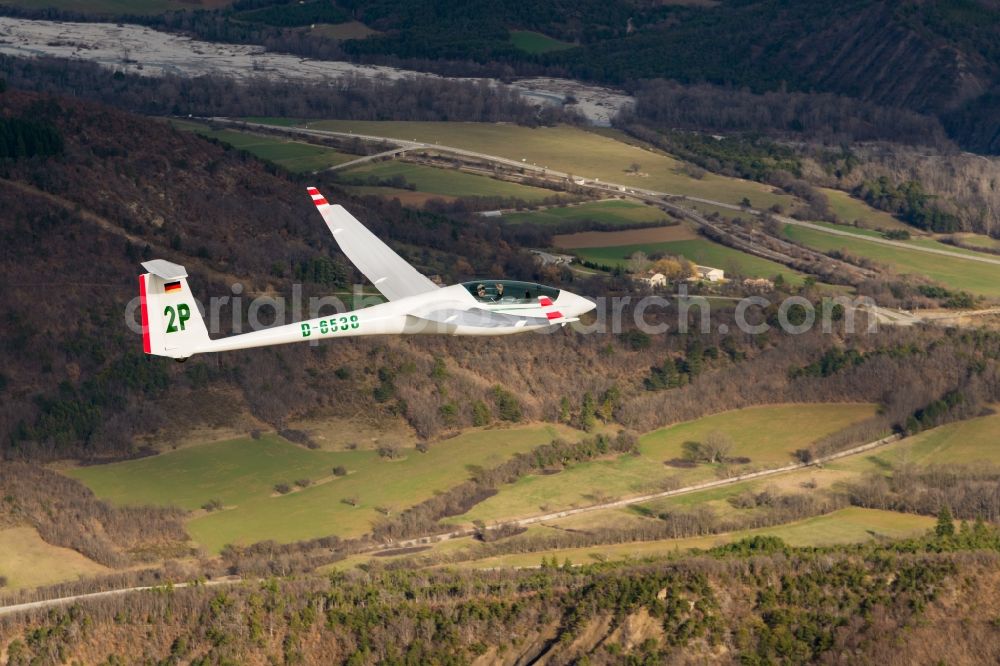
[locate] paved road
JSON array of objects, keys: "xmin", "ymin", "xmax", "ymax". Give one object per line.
[
  {"xmin": 326, "ymin": 146, "xmax": 416, "ymax": 171},
  {"xmin": 0, "ymin": 577, "xmax": 242, "ymax": 618},
  {"xmin": 211, "ymin": 118, "xmax": 1000, "ymax": 271}
]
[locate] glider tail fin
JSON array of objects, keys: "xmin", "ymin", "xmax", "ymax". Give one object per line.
[{"xmin": 139, "ymin": 260, "xmax": 211, "ymax": 360}]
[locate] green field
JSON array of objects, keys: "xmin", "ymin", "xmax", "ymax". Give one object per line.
[
  {"xmin": 449, "ymin": 508, "xmax": 934, "ymax": 569},
  {"xmin": 0, "ymin": 527, "xmax": 108, "ymax": 590},
  {"xmin": 172, "ymin": 120, "xmax": 356, "ymax": 173},
  {"xmin": 297, "ymin": 121, "xmax": 796, "ymax": 209},
  {"xmin": 502, "ymin": 199, "xmax": 671, "ymax": 226},
  {"xmin": 783, "ymin": 223, "xmax": 1000, "ymax": 297},
  {"xmin": 820, "ymin": 188, "xmax": 911, "ymax": 231},
  {"xmin": 340, "ymin": 161, "xmax": 556, "ymax": 201},
  {"xmin": 451, "ymin": 404, "xmax": 876, "ymax": 526},
  {"xmin": 949, "ymin": 232, "xmax": 1000, "ymax": 251},
  {"xmin": 800, "ymin": 219, "xmax": 997, "ymax": 261},
  {"xmin": 687, "ymin": 201, "xmax": 744, "ymax": 220},
  {"xmin": 68, "ymin": 427, "xmax": 575, "ymax": 553},
  {"xmin": 509, "ymin": 30, "xmax": 576, "ymax": 54},
  {"xmin": 836, "ymin": 410, "xmax": 1000, "ymax": 471},
  {"xmin": 570, "ymin": 238, "xmax": 806, "ymax": 284},
  {"xmin": 310, "ymin": 21, "xmax": 379, "ymax": 40},
  {"xmin": 457, "ymin": 508, "xmax": 933, "ymax": 569}
]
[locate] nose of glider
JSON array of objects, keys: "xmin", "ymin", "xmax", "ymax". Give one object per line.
[{"xmin": 558, "ymin": 291, "xmax": 596, "ymax": 318}]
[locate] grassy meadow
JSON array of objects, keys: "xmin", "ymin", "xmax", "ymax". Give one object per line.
[
  {"xmin": 339, "ymin": 161, "xmax": 556, "ymax": 201},
  {"xmin": 502, "ymin": 199, "xmax": 671, "ymax": 226},
  {"xmin": 0, "ymin": 527, "xmax": 108, "ymax": 590},
  {"xmin": 298, "ymin": 120, "xmax": 795, "ymax": 209},
  {"xmin": 783, "ymin": 223, "xmax": 1000, "ymax": 297},
  {"xmin": 450, "ymin": 403, "xmax": 877, "ymax": 526},
  {"xmin": 448, "ymin": 508, "xmax": 934, "ymax": 569},
  {"xmin": 948, "ymin": 232, "xmax": 1000, "ymax": 252},
  {"xmin": 309, "ymin": 21, "xmax": 380, "ymax": 40},
  {"xmin": 831, "ymin": 410, "xmax": 1000, "ymax": 472},
  {"xmin": 68, "ymin": 427, "xmax": 576, "ymax": 553},
  {"xmin": 171, "ymin": 120, "xmax": 356, "ymax": 173},
  {"xmin": 820, "ymin": 188, "xmax": 911, "ymax": 231}
]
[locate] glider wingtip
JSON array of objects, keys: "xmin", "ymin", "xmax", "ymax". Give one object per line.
[{"xmin": 307, "ymin": 187, "xmax": 330, "ymax": 206}]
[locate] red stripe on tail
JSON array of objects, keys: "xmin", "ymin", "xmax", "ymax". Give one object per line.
[
  {"xmin": 138, "ymin": 274, "xmax": 151, "ymax": 354},
  {"xmin": 313, "ymin": 197, "xmax": 328, "ymax": 206}
]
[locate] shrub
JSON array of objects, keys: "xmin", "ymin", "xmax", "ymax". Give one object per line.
[
  {"xmin": 377, "ymin": 444, "xmax": 401, "ymax": 459},
  {"xmin": 273, "ymin": 483, "xmax": 292, "ymax": 495},
  {"xmin": 332, "ymin": 465, "xmax": 347, "ymax": 477},
  {"xmin": 201, "ymin": 498, "xmax": 223, "ymax": 512},
  {"xmin": 294, "ymin": 478, "xmax": 312, "ymax": 488}
]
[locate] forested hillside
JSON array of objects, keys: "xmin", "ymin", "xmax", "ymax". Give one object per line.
[
  {"xmin": 3, "ymin": 528, "xmax": 1000, "ymax": 664},
  {"xmin": 2, "ymin": 87, "xmax": 1000, "ymax": 467}
]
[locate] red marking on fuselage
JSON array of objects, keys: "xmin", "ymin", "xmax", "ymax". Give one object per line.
[
  {"xmin": 138, "ymin": 274, "xmax": 151, "ymax": 354},
  {"xmin": 546, "ymin": 311, "xmax": 562, "ymax": 320}
]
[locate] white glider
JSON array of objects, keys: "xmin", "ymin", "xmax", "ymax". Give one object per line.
[{"xmin": 138, "ymin": 187, "xmax": 595, "ymax": 359}]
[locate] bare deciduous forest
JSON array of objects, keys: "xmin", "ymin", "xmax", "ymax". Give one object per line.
[{"xmin": 3, "ymin": 527, "xmax": 1000, "ymax": 664}]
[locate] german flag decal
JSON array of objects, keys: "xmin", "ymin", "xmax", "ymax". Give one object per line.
[{"xmin": 164, "ymin": 281, "xmax": 182, "ymax": 294}]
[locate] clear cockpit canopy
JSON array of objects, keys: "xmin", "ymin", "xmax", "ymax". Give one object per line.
[{"xmin": 462, "ymin": 280, "xmax": 560, "ymax": 304}]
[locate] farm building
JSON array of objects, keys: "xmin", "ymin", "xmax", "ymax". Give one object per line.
[
  {"xmin": 693, "ymin": 265, "xmax": 725, "ymax": 282},
  {"xmin": 635, "ymin": 271, "xmax": 668, "ymax": 288}
]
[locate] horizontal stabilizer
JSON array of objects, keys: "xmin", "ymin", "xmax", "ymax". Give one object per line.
[{"xmin": 141, "ymin": 259, "xmax": 187, "ymax": 280}]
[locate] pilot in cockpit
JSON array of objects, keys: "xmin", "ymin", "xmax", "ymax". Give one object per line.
[
  {"xmin": 495, "ymin": 283, "xmax": 505, "ymax": 301},
  {"xmin": 476, "ymin": 284, "xmax": 487, "ymax": 300}
]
